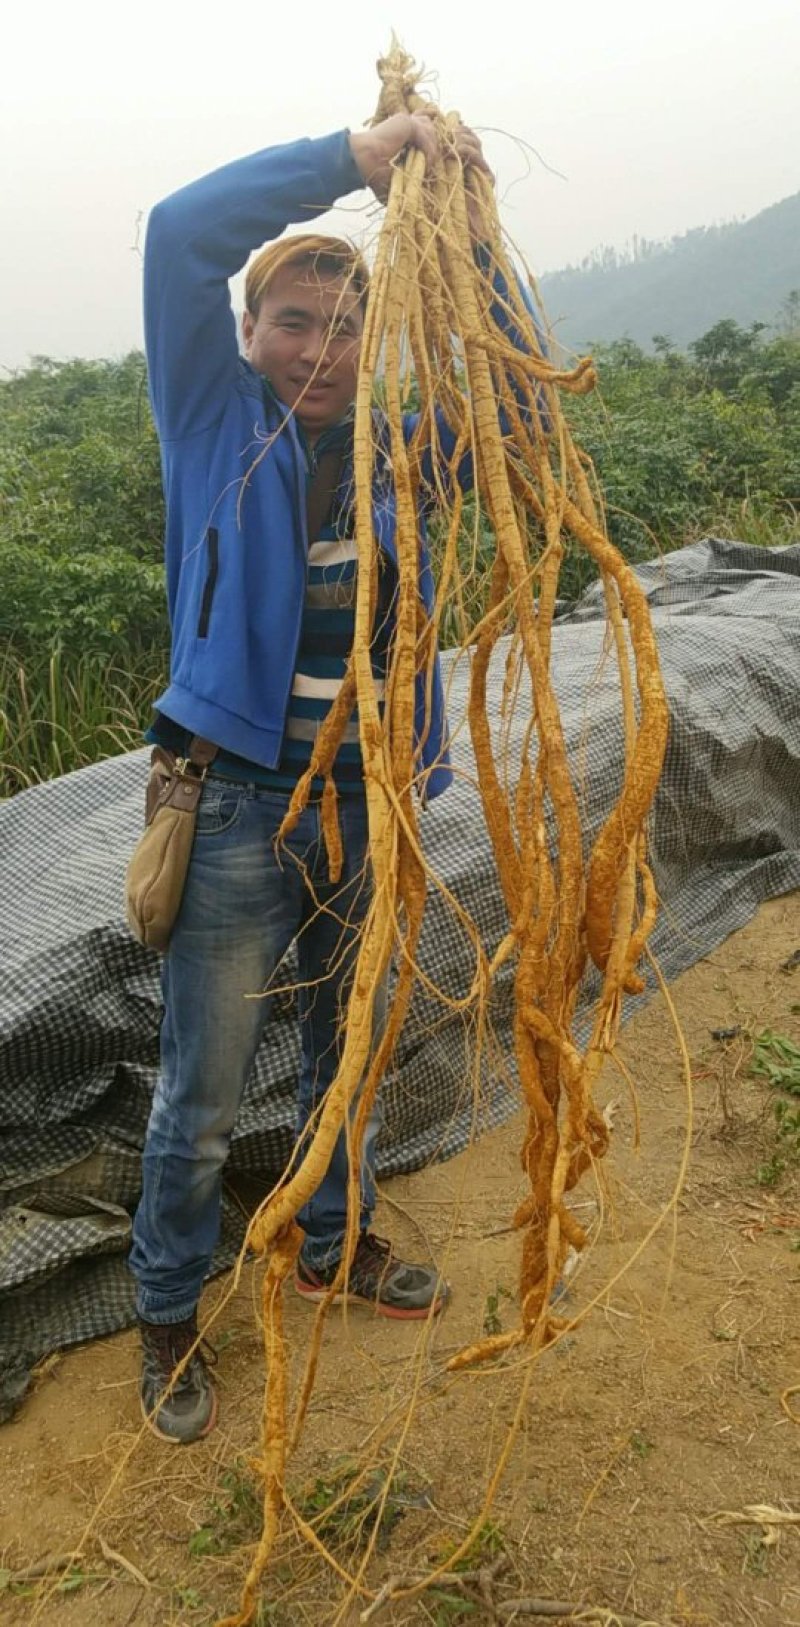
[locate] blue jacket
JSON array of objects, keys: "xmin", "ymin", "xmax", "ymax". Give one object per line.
[{"xmin": 144, "ymin": 130, "xmax": 539, "ymax": 800}]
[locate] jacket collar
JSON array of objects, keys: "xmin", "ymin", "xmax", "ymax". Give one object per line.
[{"xmin": 260, "ymin": 375, "xmax": 355, "ymax": 463}]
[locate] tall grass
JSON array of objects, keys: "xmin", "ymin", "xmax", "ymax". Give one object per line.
[
  {"xmin": 684, "ymin": 495, "xmax": 800, "ymax": 550},
  {"xmin": 2, "ymin": 502, "xmax": 797, "ymax": 800},
  {"xmin": 0, "ymin": 643, "xmax": 164, "ymax": 798}
]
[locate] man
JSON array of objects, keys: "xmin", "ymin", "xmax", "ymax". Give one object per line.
[{"xmin": 132, "ymin": 111, "xmax": 528, "ymax": 1444}]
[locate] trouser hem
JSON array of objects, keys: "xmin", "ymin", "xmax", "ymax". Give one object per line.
[
  {"xmin": 136, "ymin": 1294, "xmax": 200, "ymax": 1326},
  {"xmin": 300, "ymin": 1227, "xmax": 370, "ymax": 1272}
]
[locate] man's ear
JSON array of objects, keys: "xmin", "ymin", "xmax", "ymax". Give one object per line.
[{"xmin": 241, "ymin": 308, "xmax": 254, "ymax": 353}]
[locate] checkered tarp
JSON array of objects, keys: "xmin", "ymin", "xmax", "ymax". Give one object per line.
[{"xmin": 2, "ymin": 538, "xmax": 799, "ymax": 1418}]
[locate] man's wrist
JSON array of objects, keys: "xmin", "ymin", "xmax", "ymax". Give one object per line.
[{"xmin": 340, "ymin": 129, "xmax": 366, "ymax": 193}]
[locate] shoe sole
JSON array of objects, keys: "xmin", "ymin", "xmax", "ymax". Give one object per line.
[
  {"xmin": 140, "ymin": 1385, "xmax": 219, "ymax": 1446},
  {"xmin": 294, "ymin": 1275, "xmax": 449, "ymax": 1321}
]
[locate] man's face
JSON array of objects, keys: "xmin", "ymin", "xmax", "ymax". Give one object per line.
[{"xmin": 242, "ymin": 261, "xmax": 364, "ymax": 441}]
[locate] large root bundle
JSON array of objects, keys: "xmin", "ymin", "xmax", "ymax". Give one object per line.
[{"xmin": 218, "ymin": 43, "xmax": 668, "ymax": 1627}]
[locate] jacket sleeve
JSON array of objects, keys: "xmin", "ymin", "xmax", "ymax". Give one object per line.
[
  {"xmin": 144, "ymin": 132, "xmax": 364, "ymax": 441},
  {"xmin": 407, "ymin": 248, "xmax": 551, "ymax": 500}
]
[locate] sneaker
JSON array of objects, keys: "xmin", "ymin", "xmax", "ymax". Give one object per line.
[
  {"xmin": 139, "ymin": 1314, "xmax": 218, "ymax": 1445},
  {"xmin": 295, "ymin": 1232, "xmax": 449, "ymax": 1321}
]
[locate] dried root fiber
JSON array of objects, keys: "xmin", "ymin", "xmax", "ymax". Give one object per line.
[{"xmin": 219, "ymin": 42, "xmax": 669, "ymax": 1627}]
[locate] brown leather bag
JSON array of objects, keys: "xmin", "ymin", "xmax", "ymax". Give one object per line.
[{"xmin": 125, "ymin": 736, "xmax": 218, "ymax": 952}]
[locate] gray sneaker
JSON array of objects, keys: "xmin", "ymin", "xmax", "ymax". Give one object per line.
[
  {"xmin": 139, "ymin": 1315, "xmax": 218, "ymax": 1444},
  {"xmin": 295, "ymin": 1232, "xmax": 450, "ymax": 1320}
]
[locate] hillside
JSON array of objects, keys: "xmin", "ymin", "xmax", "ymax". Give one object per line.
[{"xmin": 540, "ymin": 190, "xmax": 800, "ymax": 352}]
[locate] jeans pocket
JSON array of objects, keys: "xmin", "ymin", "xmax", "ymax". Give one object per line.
[{"xmin": 195, "ymin": 784, "xmax": 245, "ymax": 836}]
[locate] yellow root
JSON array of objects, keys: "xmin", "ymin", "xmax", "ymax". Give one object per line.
[
  {"xmin": 215, "ymin": 1223, "xmax": 301, "ymax": 1627},
  {"xmin": 221, "ymin": 42, "xmax": 669, "ymax": 1623}
]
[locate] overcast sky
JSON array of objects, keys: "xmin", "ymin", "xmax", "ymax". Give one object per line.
[{"xmin": 3, "ymin": 0, "xmax": 799, "ymax": 371}]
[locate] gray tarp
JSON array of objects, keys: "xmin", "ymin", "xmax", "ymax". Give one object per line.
[{"xmin": 2, "ymin": 537, "xmax": 799, "ymax": 1419}]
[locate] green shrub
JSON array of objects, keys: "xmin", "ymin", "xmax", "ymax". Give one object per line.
[{"xmin": 2, "ymin": 325, "xmax": 798, "ymax": 793}]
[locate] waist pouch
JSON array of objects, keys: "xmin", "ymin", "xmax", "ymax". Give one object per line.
[{"xmin": 125, "ymin": 736, "xmax": 218, "ymax": 952}]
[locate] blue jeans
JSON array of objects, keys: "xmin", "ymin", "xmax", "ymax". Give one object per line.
[{"xmin": 130, "ymin": 777, "xmax": 385, "ymax": 1325}]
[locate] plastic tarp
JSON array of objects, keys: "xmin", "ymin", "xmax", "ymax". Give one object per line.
[{"xmin": 2, "ymin": 537, "xmax": 799, "ymax": 1418}]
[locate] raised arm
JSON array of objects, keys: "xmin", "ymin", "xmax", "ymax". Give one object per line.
[
  {"xmin": 145, "ymin": 116, "xmax": 442, "ymax": 444},
  {"xmin": 144, "ymin": 133, "xmax": 363, "ymax": 441}
]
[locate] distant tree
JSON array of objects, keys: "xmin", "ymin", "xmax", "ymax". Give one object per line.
[
  {"xmin": 602, "ymin": 337, "xmax": 647, "ymax": 371},
  {"xmin": 690, "ymin": 319, "xmax": 768, "ymax": 393},
  {"xmin": 779, "ymin": 289, "xmax": 800, "ymax": 337}
]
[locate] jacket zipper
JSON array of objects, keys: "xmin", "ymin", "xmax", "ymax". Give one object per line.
[
  {"xmin": 278, "ymin": 421, "xmax": 351, "ymax": 756},
  {"xmin": 276, "ymin": 420, "xmax": 312, "ymax": 758},
  {"xmin": 197, "ymin": 527, "xmax": 219, "ymax": 638},
  {"xmin": 259, "ymin": 382, "xmax": 379, "ymax": 762},
  {"xmin": 255, "ymin": 381, "xmax": 311, "ymax": 759}
]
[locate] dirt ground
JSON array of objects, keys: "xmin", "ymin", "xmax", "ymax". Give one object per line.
[{"xmin": 1, "ymin": 894, "xmax": 799, "ymax": 1627}]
